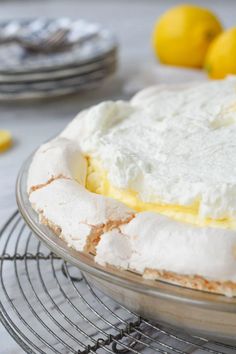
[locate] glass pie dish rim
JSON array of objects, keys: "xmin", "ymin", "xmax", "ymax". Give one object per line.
[{"xmin": 16, "ymin": 153, "xmax": 236, "ymax": 313}]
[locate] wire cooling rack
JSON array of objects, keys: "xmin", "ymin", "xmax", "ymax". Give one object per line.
[{"xmin": 1, "ymin": 211, "xmax": 236, "ymax": 354}]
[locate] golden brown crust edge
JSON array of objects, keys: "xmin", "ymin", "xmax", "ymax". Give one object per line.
[
  {"xmin": 38, "ymin": 210, "xmax": 134, "ymax": 255},
  {"xmin": 144, "ymin": 269, "xmax": 236, "ymax": 297}
]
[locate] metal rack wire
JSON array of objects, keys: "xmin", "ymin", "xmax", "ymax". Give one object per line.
[{"xmin": 0, "ymin": 211, "xmax": 236, "ymax": 354}]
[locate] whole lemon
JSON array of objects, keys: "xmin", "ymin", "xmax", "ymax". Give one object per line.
[
  {"xmin": 152, "ymin": 4, "xmax": 222, "ymax": 68},
  {"xmin": 205, "ymin": 28, "xmax": 236, "ymax": 79}
]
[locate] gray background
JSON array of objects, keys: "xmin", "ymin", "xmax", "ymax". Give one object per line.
[{"xmin": 0, "ymin": 0, "xmax": 236, "ymax": 352}]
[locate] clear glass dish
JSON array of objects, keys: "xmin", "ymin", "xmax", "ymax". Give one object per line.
[{"xmin": 16, "ymin": 155, "xmax": 236, "ymax": 344}]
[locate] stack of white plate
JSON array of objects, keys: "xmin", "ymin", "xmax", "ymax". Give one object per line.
[{"xmin": 0, "ymin": 18, "xmax": 117, "ymax": 100}]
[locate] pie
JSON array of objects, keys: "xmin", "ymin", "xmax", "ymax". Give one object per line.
[{"xmin": 28, "ymin": 77, "xmax": 236, "ymax": 296}]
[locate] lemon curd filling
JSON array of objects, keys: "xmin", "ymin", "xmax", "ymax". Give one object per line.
[{"xmin": 86, "ymin": 156, "xmax": 236, "ymax": 230}]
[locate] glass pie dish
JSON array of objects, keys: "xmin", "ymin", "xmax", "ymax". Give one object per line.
[{"xmin": 16, "ymin": 154, "xmax": 236, "ymax": 345}]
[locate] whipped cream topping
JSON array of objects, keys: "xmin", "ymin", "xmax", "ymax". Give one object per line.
[
  {"xmin": 96, "ymin": 211, "xmax": 236, "ymax": 282},
  {"xmin": 27, "ymin": 137, "xmax": 87, "ymax": 192},
  {"xmin": 61, "ymin": 77, "xmax": 236, "ymax": 220}
]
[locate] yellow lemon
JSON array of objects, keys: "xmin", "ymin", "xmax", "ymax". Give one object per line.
[
  {"xmin": 0, "ymin": 130, "xmax": 12, "ymax": 153},
  {"xmin": 152, "ymin": 4, "xmax": 222, "ymax": 68},
  {"xmin": 205, "ymin": 28, "xmax": 236, "ymax": 79}
]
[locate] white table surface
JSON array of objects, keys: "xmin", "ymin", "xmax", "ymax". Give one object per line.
[{"xmin": 0, "ymin": 0, "xmax": 235, "ymax": 352}]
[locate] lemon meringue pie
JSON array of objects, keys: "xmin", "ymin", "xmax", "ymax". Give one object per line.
[{"xmin": 28, "ymin": 77, "xmax": 236, "ymax": 296}]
